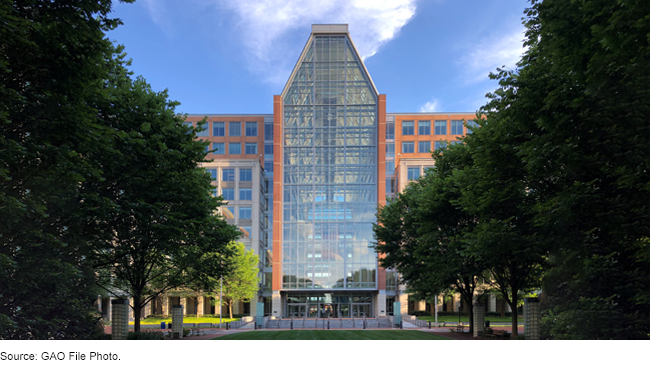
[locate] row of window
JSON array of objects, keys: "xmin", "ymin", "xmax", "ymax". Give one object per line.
[
  {"xmin": 221, "ymin": 206, "xmax": 253, "ymax": 220},
  {"xmin": 208, "ymin": 142, "xmax": 259, "ymax": 155},
  {"xmin": 215, "ymin": 188, "xmax": 252, "ymax": 201},
  {"xmin": 401, "ymin": 120, "xmax": 466, "ymax": 136},
  {"xmin": 400, "ymin": 140, "xmax": 462, "ymax": 153},
  {"xmin": 206, "ymin": 168, "xmax": 253, "ymax": 181},
  {"xmin": 187, "ymin": 121, "xmax": 261, "ymax": 137}
]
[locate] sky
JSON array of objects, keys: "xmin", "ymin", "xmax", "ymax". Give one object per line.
[{"xmin": 108, "ymin": 0, "xmax": 531, "ymax": 115}]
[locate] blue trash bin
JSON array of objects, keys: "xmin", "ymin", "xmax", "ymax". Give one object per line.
[{"xmin": 161, "ymin": 322, "xmax": 166, "ymax": 329}]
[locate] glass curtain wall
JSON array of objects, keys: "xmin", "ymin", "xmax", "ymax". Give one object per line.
[{"xmin": 282, "ymin": 35, "xmax": 378, "ymax": 292}]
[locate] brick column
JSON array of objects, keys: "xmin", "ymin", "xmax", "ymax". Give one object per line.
[
  {"xmin": 524, "ymin": 298, "xmax": 540, "ymax": 340},
  {"xmin": 111, "ymin": 299, "xmax": 129, "ymax": 340},
  {"xmin": 172, "ymin": 305, "xmax": 184, "ymax": 338},
  {"xmin": 272, "ymin": 291, "xmax": 282, "ymax": 317},
  {"xmin": 473, "ymin": 303, "xmax": 485, "ymax": 337}
]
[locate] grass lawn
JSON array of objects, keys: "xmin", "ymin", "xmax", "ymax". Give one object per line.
[
  {"xmin": 213, "ymin": 330, "xmax": 451, "ymax": 340},
  {"xmin": 418, "ymin": 316, "xmax": 523, "ymax": 323},
  {"xmin": 129, "ymin": 317, "xmax": 239, "ymax": 325}
]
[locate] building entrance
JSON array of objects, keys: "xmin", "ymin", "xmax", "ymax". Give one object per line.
[{"xmin": 283, "ymin": 292, "xmax": 374, "ymax": 318}]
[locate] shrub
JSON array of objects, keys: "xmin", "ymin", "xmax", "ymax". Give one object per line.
[
  {"xmin": 126, "ymin": 330, "xmax": 164, "ymax": 340},
  {"xmin": 409, "ymin": 311, "xmax": 429, "ymax": 316}
]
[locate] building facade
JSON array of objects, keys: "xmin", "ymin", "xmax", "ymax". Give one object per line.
[{"xmin": 99, "ymin": 24, "xmax": 489, "ymax": 322}]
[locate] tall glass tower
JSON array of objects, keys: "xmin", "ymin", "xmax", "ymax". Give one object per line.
[{"xmin": 272, "ymin": 24, "xmax": 381, "ymax": 318}]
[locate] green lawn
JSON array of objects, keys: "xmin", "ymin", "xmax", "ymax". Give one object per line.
[
  {"xmin": 213, "ymin": 330, "xmax": 451, "ymax": 340},
  {"xmin": 129, "ymin": 317, "xmax": 239, "ymax": 325},
  {"xmin": 418, "ymin": 316, "xmax": 523, "ymax": 323}
]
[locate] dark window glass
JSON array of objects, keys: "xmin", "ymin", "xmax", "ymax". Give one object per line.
[
  {"xmin": 245, "ymin": 142, "xmax": 258, "ymax": 154},
  {"xmin": 213, "ymin": 142, "xmax": 225, "ymax": 154},
  {"xmin": 229, "ymin": 122, "xmax": 241, "ymax": 137},
  {"xmin": 418, "ymin": 141, "xmax": 430, "ymax": 153},
  {"xmin": 240, "ymin": 169, "xmax": 252, "ymax": 181},
  {"xmin": 222, "ymin": 188, "xmax": 234, "ymax": 200},
  {"xmin": 265, "ymin": 123, "xmax": 274, "ymax": 141},
  {"xmin": 240, "ymin": 188, "xmax": 252, "ymax": 200},
  {"xmin": 229, "ymin": 142, "xmax": 241, "ymax": 154},
  {"xmin": 407, "ymin": 167, "xmax": 420, "ymax": 181},
  {"xmin": 246, "ymin": 122, "xmax": 258, "ymax": 137},
  {"xmin": 213, "ymin": 122, "xmax": 225, "ymax": 136},
  {"xmin": 239, "ymin": 207, "xmax": 252, "ymax": 219},
  {"xmin": 386, "ymin": 143, "xmax": 394, "ymax": 159},
  {"xmin": 451, "ymin": 120, "xmax": 463, "ymax": 135},
  {"xmin": 402, "ymin": 141, "xmax": 414, "ymax": 153},
  {"xmin": 207, "ymin": 169, "xmax": 217, "ymax": 180},
  {"xmin": 264, "ymin": 161, "xmax": 274, "ymax": 173},
  {"xmin": 402, "ymin": 121, "xmax": 414, "ymax": 135},
  {"xmin": 434, "ymin": 141, "xmax": 447, "ymax": 150},
  {"xmin": 386, "ymin": 122, "xmax": 395, "ymax": 140},
  {"xmin": 386, "ymin": 161, "xmax": 395, "ymax": 174},
  {"xmin": 435, "ymin": 120, "xmax": 447, "ymax": 135},
  {"xmin": 418, "ymin": 121, "xmax": 430, "ymax": 135},
  {"xmin": 264, "ymin": 143, "xmax": 274, "ymax": 155},
  {"xmin": 223, "ymin": 169, "xmax": 235, "ymax": 181},
  {"xmin": 466, "ymin": 120, "xmax": 478, "ymax": 134}
]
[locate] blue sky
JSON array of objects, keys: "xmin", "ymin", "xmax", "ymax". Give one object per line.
[{"xmin": 108, "ymin": 0, "xmax": 530, "ymax": 114}]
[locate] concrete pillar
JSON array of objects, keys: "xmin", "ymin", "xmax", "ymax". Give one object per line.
[
  {"xmin": 172, "ymin": 305, "xmax": 184, "ymax": 339},
  {"xmin": 162, "ymin": 296, "xmax": 170, "ymax": 316},
  {"xmin": 105, "ymin": 298, "xmax": 112, "ymax": 322},
  {"xmin": 399, "ymin": 294, "xmax": 408, "ymax": 316},
  {"xmin": 128, "ymin": 298, "xmax": 134, "ymax": 321},
  {"xmin": 143, "ymin": 300, "xmax": 151, "ymax": 318},
  {"xmin": 181, "ymin": 297, "xmax": 187, "ymax": 315},
  {"xmin": 272, "ymin": 290, "xmax": 282, "ymax": 317},
  {"xmin": 198, "ymin": 296, "xmax": 205, "ymax": 317},
  {"xmin": 524, "ymin": 298, "xmax": 540, "ymax": 340},
  {"xmin": 489, "ymin": 294, "xmax": 497, "ymax": 313},
  {"xmin": 473, "ymin": 303, "xmax": 485, "ymax": 337},
  {"xmin": 96, "ymin": 295, "xmax": 102, "ymax": 313},
  {"xmin": 233, "ymin": 299, "xmax": 240, "ymax": 315},
  {"xmin": 377, "ymin": 291, "xmax": 387, "ymax": 317},
  {"xmin": 417, "ymin": 301, "xmax": 426, "ymax": 311},
  {"xmin": 111, "ymin": 299, "xmax": 129, "ymax": 340},
  {"xmin": 250, "ymin": 299, "xmax": 258, "ymax": 317}
]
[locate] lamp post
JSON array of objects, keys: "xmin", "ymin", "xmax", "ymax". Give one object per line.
[{"xmin": 219, "ymin": 275, "xmax": 223, "ymax": 329}]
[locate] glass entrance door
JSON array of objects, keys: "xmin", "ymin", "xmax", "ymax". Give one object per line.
[
  {"xmin": 287, "ymin": 304, "xmax": 307, "ymax": 318},
  {"xmin": 308, "ymin": 304, "xmax": 319, "ymax": 318},
  {"xmin": 351, "ymin": 304, "xmax": 371, "ymax": 318}
]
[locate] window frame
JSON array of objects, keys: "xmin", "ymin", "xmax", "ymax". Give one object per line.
[
  {"xmin": 402, "ymin": 141, "xmax": 414, "ymax": 153},
  {"xmin": 213, "ymin": 121, "xmax": 225, "ymax": 137},
  {"xmin": 245, "ymin": 142, "xmax": 258, "ymax": 155},
  {"xmin": 434, "ymin": 120, "xmax": 447, "ymax": 135},
  {"xmin": 245, "ymin": 122, "xmax": 258, "ymax": 137},
  {"xmin": 229, "ymin": 142, "xmax": 242, "ymax": 155},
  {"xmin": 229, "ymin": 121, "xmax": 241, "ymax": 137},
  {"xmin": 418, "ymin": 120, "xmax": 431, "ymax": 135},
  {"xmin": 402, "ymin": 121, "xmax": 414, "ymax": 136},
  {"xmin": 418, "ymin": 141, "xmax": 431, "ymax": 153}
]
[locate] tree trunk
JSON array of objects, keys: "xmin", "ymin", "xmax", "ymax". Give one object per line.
[
  {"xmin": 510, "ymin": 274, "xmax": 518, "ymax": 338},
  {"xmin": 229, "ymin": 301, "xmax": 233, "ymax": 319},
  {"xmin": 133, "ymin": 297, "xmax": 141, "ymax": 333}
]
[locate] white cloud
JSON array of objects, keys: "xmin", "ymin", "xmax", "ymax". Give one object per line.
[
  {"xmin": 420, "ymin": 98, "xmax": 440, "ymax": 112},
  {"xmin": 217, "ymin": 0, "xmax": 417, "ymax": 85},
  {"xmin": 460, "ymin": 28, "xmax": 528, "ymax": 83}
]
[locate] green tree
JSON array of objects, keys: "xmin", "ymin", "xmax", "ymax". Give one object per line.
[
  {"xmin": 474, "ymin": 0, "xmax": 650, "ymax": 339},
  {"xmin": 0, "ymin": 0, "xmax": 133, "ymax": 339},
  {"xmin": 88, "ymin": 59, "xmax": 239, "ymax": 332},
  {"xmin": 374, "ymin": 143, "xmax": 485, "ymax": 334},
  {"xmin": 215, "ymin": 242, "xmax": 260, "ymax": 319}
]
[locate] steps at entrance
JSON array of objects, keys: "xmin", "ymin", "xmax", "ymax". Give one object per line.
[{"xmin": 265, "ymin": 318, "xmax": 392, "ymax": 329}]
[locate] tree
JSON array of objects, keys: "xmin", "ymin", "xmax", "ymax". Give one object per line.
[
  {"xmin": 215, "ymin": 242, "xmax": 260, "ymax": 319},
  {"xmin": 473, "ymin": 0, "xmax": 650, "ymax": 339},
  {"xmin": 374, "ymin": 143, "xmax": 485, "ymax": 334},
  {"xmin": 88, "ymin": 58, "xmax": 239, "ymax": 332},
  {"xmin": 0, "ymin": 0, "xmax": 134, "ymax": 339}
]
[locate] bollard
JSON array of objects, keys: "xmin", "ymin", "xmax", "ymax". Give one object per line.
[
  {"xmin": 291, "ymin": 320, "xmax": 293, "ymax": 330},
  {"xmin": 327, "ymin": 321, "xmax": 330, "ymax": 330},
  {"xmin": 428, "ymin": 321, "xmax": 431, "ymax": 329},
  {"xmin": 226, "ymin": 322, "xmax": 229, "ymax": 330},
  {"xmin": 400, "ymin": 321, "xmax": 403, "ymax": 329}
]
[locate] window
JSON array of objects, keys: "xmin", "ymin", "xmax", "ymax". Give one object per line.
[
  {"xmin": 451, "ymin": 120, "xmax": 463, "ymax": 135},
  {"xmin": 205, "ymin": 145, "xmax": 211, "ymax": 154},
  {"xmin": 402, "ymin": 121, "xmax": 414, "ymax": 135},
  {"xmin": 264, "ymin": 161, "xmax": 273, "ymax": 173},
  {"xmin": 264, "ymin": 123, "xmax": 274, "ymax": 141},
  {"xmin": 221, "ymin": 206, "xmax": 235, "ymax": 219},
  {"xmin": 434, "ymin": 141, "xmax": 447, "ymax": 150},
  {"xmin": 229, "ymin": 142, "xmax": 241, "ymax": 154},
  {"xmin": 239, "ymin": 207, "xmax": 252, "ymax": 219},
  {"xmin": 229, "ymin": 122, "xmax": 241, "ymax": 137},
  {"xmin": 435, "ymin": 120, "xmax": 447, "ymax": 135},
  {"xmin": 211, "ymin": 187, "xmax": 217, "ymax": 197},
  {"xmin": 239, "ymin": 188, "xmax": 252, "ymax": 200},
  {"xmin": 212, "ymin": 142, "xmax": 225, "ymax": 154},
  {"xmin": 184, "ymin": 122, "xmax": 193, "ymax": 133},
  {"xmin": 222, "ymin": 188, "xmax": 234, "ymax": 200},
  {"xmin": 418, "ymin": 120, "xmax": 430, "ymax": 135},
  {"xmin": 418, "ymin": 141, "xmax": 430, "ymax": 153},
  {"xmin": 245, "ymin": 142, "xmax": 257, "ymax": 154},
  {"xmin": 386, "ymin": 178, "xmax": 395, "ymax": 194},
  {"xmin": 466, "ymin": 120, "xmax": 478, "ymax": 134},
  {"xmin": 207, "ymin": 169, "xmax": 217, "ymax": 180},
  {"xmin": 239, "ymin": 226, "xmax": 252, "ymax": 238},
  {"xmin": 222, "ymin": 169, "xmax": 235, "ymax": 181},
  {"xmin": 386, "ymin": 122, "xmax": 395, "ymax": 140},
  {"xmin": 386, "ymin": 161, "xmax": 395, "ymax": 175},
  {"xmin": 196, "ymin": 123, "xmax": 209, "ymax": 137},
  {"xmin": 407, "ymin": 167, "xmax": 420, "ymax": 181},
  {"xmin": 245, "ymin": 122, "xmax": 258, "ymax": 137},
  {"xmin": 213, "ymin": 122, "xmax": 225, "ymax": 136},
  {"xmin": 402, "ymin": 141, "xmax": 414, "ymax": 153},
  {"xmin": 240, "ymin": 169, "xmax": 252, "ymax": 181},
  {"xmin": 386, "ymin": 143, "xmax": 395, "ymax": 158},
  {"xmin": 450, "ymin": 141, "xmax": 462, "ymax": 145},
  {"xmin": 264, "ymin": 144, "xmax": 274, "ymax": 155}
]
